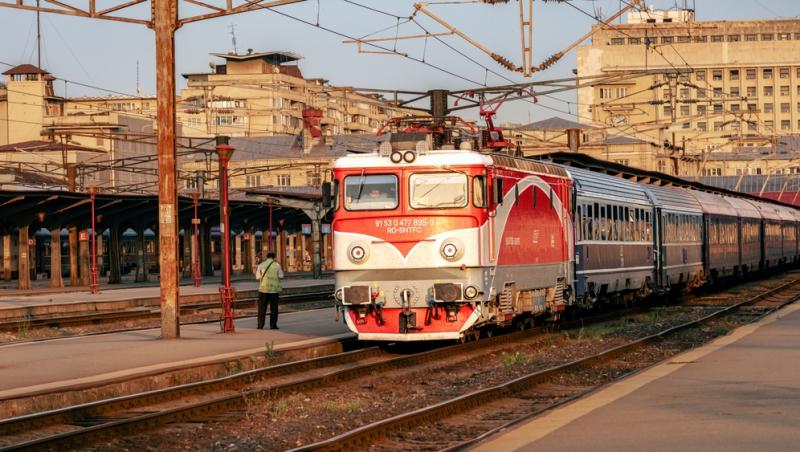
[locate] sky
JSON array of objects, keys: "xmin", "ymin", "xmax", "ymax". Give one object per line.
[{"xmin": 0, "ymin": 0, "xmax": 798, "ymax": 124}]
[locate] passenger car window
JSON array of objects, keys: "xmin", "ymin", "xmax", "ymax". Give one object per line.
[{"xmin": 473, "ymin": 176, "xmax": 486, "ymax": 208}]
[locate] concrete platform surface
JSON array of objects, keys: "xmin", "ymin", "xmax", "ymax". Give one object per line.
[
  {"xmin": 0, "ymin": 307, "xmax": 350, "ymax": 399},
  {"xmin": 0, "ymin": 276, "xmax": 334, "ymax": 310},
  {"xmin": 474, "ymin": 303, "xmax": 800, "ymax": 452}
]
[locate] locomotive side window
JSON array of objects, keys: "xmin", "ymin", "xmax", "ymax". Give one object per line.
[
  {"xmin": 410, "ymin": 172, "xmax": 467, "ymax": 209},
  {"xmin": 343, "ymin": 174, "xmax": 398, "ymax": 211},
  {"xmin": 473, "ymin": 176, "xmax": 487, "ymax": 208}
]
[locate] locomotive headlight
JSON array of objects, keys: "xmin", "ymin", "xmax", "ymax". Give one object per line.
[
  {"xmin": 334, "ymin": 288, "xmax": 343, "ymax": 302},
  {"xmin": 347, "ymin": 242, "xmax": 369, "ymax": 263},
  {"xmin": 440, "ymin": 238, "xmax": 464, "ymax": 261},
  {"xmin": 464, "ymin": 286, "xmax": 478, "ymax": 299},
  {"xmin": 403, "ymin": 151, "xmax": 416, "ymax": 163},
  {"xmin": 390, "ymin": 151, "xmax": 403, "ymax": 164}
]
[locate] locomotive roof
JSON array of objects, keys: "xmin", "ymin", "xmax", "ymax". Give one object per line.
[
  {"xmin": 332, "ymin": 150, "xmax": 493, "ymax": 169},
  {"xmin": 643, "ymin": 184, "xmax": 703, "ymax": 214},
  {"xmin": 490, "ymin": 154, "xmax": 569, "ymax": 178},
  {"xmin": 565, "ymin": 166, "xmax": 651, "ymax": 204}
]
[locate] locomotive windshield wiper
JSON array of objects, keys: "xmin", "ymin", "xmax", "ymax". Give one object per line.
[{"xmin": 354, "ymin": 169, "xmax": 366, "ymax": 203}]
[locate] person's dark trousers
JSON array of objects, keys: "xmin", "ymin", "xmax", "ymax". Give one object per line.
[
  {"xmin": 267, "ymin": 292, "xmax": 279, "ymax": 329},
  {"xmin": 257, "ymin": 291, "xmax": 269, "ymax": 329}
]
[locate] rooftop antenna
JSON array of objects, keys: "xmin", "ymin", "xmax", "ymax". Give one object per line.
[
  {"xmin": 36, "ymin": 0, "xmax": 41, "ymax": 68},
  {"xmin": 229, "ymin": 24, "xmax": 238, "ymax": 55}
]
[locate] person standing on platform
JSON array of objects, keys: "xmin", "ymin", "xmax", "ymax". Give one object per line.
[{"xmin": 255, "ymin": 252, "xmax": 284, "ymax": 329}]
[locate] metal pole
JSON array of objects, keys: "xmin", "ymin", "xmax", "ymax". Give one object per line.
[
  {"xmin": 89, "ymin": 186, "xmax": 99, "ymax": 294},
  {"xmin": 192, "ymin": 192, "xmax": 202, "ymax": 287},
  {"xmin": 155, "ymin": 0, "xmax": 180, "ymax": 339},
  {"xmin": 268, "ymin": 198, "xmax": 274, "ymax": 253},
  {"xmin": 216, "ymin": 137, "xmax": 235, "ymax": 333}
]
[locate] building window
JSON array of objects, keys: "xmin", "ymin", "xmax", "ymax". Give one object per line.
[
  {"xmin": 764, "ymin": 86, "xmax": 774, "ymax": 96},
  {"xmin": 697, "ymin": 105, "xmax": 707, "ymax": 115},
  {"xmin": 781, "ymin": 120, "xmax": 791, "ymax": 130},
  {"xmin": 797, "ymin": 102, "xmax": 800, "ymax": 113},
  {"xmin": 763, "ymin": 68, "xmax": 773, "ymax": 79},
  {"xmin": 682, "ymin": 122, "xmax": 691, "ymax": 129},
  {"xmin": 727, "ymin": 34, "xmax": 740, "ymax": 42},
  {"xmin": 306, "ymin": 171, "xmax": 322, "ymax": 186},
  {"xmin": 677, "ymin": 35, "xmax": 691, "ymax": 43},
  {"xmin": 614, "ymin": 159, "xmax": 630, "ymax": 166},
  {"xmin": 714, "ymin": 121, "xmax": 723, "ymax": 131},
  {"xmin": 657, "ymin": 161, "xmax": 667, "ymax": 173},
  {"xmin": 628, "ymin": 37, "xmax": 641, "ymax": 44},
  {"xmin": 698, "ymin": 122, "xmax": 707, "ymax": 131},
  {"xmin": 664, "ymin": 105, "xmax": 673, "ymax": 116},
  {"xmin": 710, "ymin": 35, "xmax": 724, "ymax": 42},
  {"xmin": 748, "ymin": 121, "xmax": 757, "ymax": 131},
  {"xmin": 705, "ymin": 168, "xmax": 722, "ymax": 176},
  {"xmin": 778, "ymin": 33, "xmax": 791, "ymax": 41},
  {"xmin": 781, "ymin": 85, "xmax": 790, "ymax": 96},
  {"xmin": 730, "ymin": 122, "xmax": 740, "ymax": 131},
  {"xmin": 712, "ymin": 70, "xmax": 723, "ymax": 81},
  {"xmin": 661, "ymin": 36, "xmax": 673, "ymax": 44},
  {"xmin": 731, "ymin": 104, "xmax": 741, "ymax": 112},
  {"xmin": 696, "ymin": 70, "xmax": 706, "ymax": 81},
  {"xmin": 729, "ymin": 69, "xmax": 739, "ymax": 80},
  {"xmin": 747, "ymin": 103, "xmax": 757, "ymax": 112},
  {"xmin": 276, "ymin": 174, "xmax": 291, "ymax": 186},
  {"xmin": 679, "ymin": 88, "xmax": 689, "ymax": 98},
  {"xmin": 694, "ymin": 35, "xmax": 707, "ymax": 43},
  {"xmin": 746, "ymin": 68, "xmax": 756, "ymax": 80},
  {"xmin": 731, "ymin": 87, "xmax": 740, "ymax": 97},
  {"xmin": 697, "ymin": 88, "xmax": 706, "ymax": 98},
  {"xmin": 610, "ymin": 38, "xmax": 625, "ymax": 45},
  {"xmin": 764, "ymin": 103, "xmax": 774, "ymax": 113},
  {"xmin": 245, "ymin": 175, "xmax": 261, "ymax": 187},
  {"xmin": 764, "ymin": 120, "xmax": 774, "ymax": 130},
  {"xmin": 713, "ymin": 87, "xmax": 723, "ymax": 97},
  {"xmin": 713, "ymin": 103, "xmax": 723, "ymax": 113},
  {"xmin": 762, "ymin": 33, "xmax": 774, "ymax": 41},
  {"xmin": 778, "ymin": 68, "xmax": 790, "ymax": 80},
  {"xmin": 745, "ymin": 34, "xmax": 758, "ymax": 41},
  {"xmin": 680, "ymin": 105, "xmax": 690, "ymax": 116},
  {"xmin": 747, "ymin": 86, "xmax": 757, "ymax": 97}
]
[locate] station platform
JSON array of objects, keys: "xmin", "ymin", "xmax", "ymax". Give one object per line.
[
  {"xmin": 0, "ymin": 307, "xmax": 351, "ymax": 401},
  {"xmin": 473, "ymin": 303, "xmax": 800, "ymax": 451},
  {"xmin": 0, "ymin": 275, "xmax": 334, "ymax": 321}
]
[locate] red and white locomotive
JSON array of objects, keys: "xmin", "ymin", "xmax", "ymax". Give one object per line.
[
  {"xmin": 330, "ymin": 134, "xmax": 800, "ymax": 341},
  {"xmin": 331, "ymin": 136, "xmax": 575, "ymax": 341}
]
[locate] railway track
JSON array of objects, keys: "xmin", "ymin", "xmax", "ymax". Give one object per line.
[
  {"xmin": 1, "ymin": 276, "xmax": 796, "ymax": 451},
  {"xmin": 294, "ymin": 278, "xmax": 800, "ymax": 452},
  {"xmin": 0, "ymin": 291, "xmax": 333, "ymax": 335},
  {"xmin": 0, "ymin": 308, "xmax": 637, "ymax": 451}
]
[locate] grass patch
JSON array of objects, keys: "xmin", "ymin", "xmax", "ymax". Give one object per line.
[{"xmin": 501, "ymin": 351, "xmax": 529, "ymax": 367}]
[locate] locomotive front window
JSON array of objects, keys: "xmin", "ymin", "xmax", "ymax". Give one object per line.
[
  {"xmin": 343, "ymin": 174, "xmax": 398, "ymax": 211},
  {"xmin": 410, "ymin": 172, "xmax": 468, "ymax": 209}
]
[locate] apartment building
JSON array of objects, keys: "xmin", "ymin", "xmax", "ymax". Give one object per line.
[{"xmin": 577, "ymin": 7, "xmax": 800, "ymax": 176}]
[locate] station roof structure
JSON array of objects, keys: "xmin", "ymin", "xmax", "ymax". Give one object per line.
[
  {"xmin": 0, "ymin": 190, "xmax": 310, "ymax": 233},
  {"xmin": 0, "ymin": 140, "xmax": 105, "ymax": 153}
]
